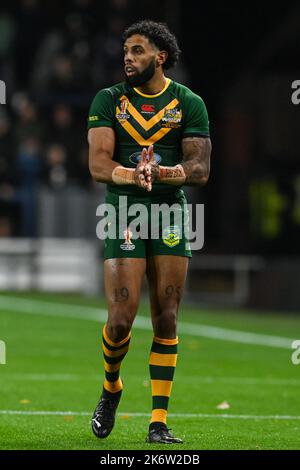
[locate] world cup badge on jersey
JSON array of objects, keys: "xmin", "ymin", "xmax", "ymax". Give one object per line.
[
  {"xmin": 120, "ymin": 228, "xmax": 135, "ymax": 251},
  {"xmin": 162, "ymin": 226, "xmax": 181, "ymax": 247},
  {"xmin": 116, "ymin": 97, "xmax": 130, "ymax": 122},
  {"xmin": 161, "ymin": 108, "xmax": 182, "ymax": 128}
]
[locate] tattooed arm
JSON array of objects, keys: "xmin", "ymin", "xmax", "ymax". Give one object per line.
[
  {"xmin": 156, "ymin": 137, "xmax": 212, "ymax": 186},
  {"xmin": 181, "ymin": 136, "xmax": 211, "ymax": 186}
]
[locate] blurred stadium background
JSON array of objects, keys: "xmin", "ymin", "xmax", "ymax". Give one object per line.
[
  {"xmin": 0, "ymin": 0, "xmax": 300, "ymax": 451},
  {"xmin": 0, "ymin": 0, "xmax": 300, "ymax": 310}
]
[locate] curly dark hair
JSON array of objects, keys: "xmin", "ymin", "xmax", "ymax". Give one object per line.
[{"xmin": 123, "ymin": 20, "xmax": 181, "ymax": 70}]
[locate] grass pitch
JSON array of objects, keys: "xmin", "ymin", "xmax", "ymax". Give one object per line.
[{"xmin": 0, "ymin": 291, "xmax": 300, "ymax": 450}]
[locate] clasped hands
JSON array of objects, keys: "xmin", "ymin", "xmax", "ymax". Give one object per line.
[{"xmin": 134, "ymin": 145, "xmax": 159, "ymax": 191}]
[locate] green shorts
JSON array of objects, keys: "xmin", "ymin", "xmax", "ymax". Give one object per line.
[{"xmin": 103, "ymin": 190, "xmax": 192, "ymax": 259}]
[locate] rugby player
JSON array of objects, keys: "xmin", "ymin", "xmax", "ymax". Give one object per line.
[{"xmin": 88, "ymin": 20, "xmax": 211, "ymax": 444}]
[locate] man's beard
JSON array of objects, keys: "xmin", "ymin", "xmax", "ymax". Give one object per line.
[{"xmin": 125, "ymin": 59, "xmax": 156, "ymax": 87}]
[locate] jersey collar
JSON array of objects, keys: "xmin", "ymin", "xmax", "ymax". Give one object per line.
[{"xmin": 133, "ymin": 78, "xmax": 171, "ymax": 98}]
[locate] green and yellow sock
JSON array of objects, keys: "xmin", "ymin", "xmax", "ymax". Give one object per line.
[
  {"xmin": 149, "ymin": 336, "xmax": 178, "ymax": 424},
  {"xmin": 102, "ymin": 324, "xmax": 131, "ymax": 397}
]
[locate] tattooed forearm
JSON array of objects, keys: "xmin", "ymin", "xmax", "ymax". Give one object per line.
[
  {"xmin": 181, "ymin": 137, "xmax": 211, "ymax": 186},
  {"xmin": 158, "ymin": 165, "xmax": 186, "ymax": 185},
  {"xmin": 155, "ymin": 137, "xmax": 211, "ymax": 187}
]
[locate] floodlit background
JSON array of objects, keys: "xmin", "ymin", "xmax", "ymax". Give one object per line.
[{"xmin": 0, "ymin": 1, "xmax": 300, "ymax": 451}]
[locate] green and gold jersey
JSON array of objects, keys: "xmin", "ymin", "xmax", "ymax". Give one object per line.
[{"xmin": 88, "ymin": 78, "xmax": 210, "ymax": 197}]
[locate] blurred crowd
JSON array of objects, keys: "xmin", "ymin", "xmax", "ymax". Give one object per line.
[
  {"xmin": 0, "ymin": 0, "xmax": 298, "ymax": 253},
  {"xmin": 0, "ymin": 0, "xmax": 148, "ymax": 236}
]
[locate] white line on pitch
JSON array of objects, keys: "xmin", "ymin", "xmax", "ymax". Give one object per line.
[
  {"xmin": 0, "ymin": 410, "xmax": 300, "ymax": 420},
  {"xmin": 0, "ymin": 295, "xmax": 296, "ymax": 349},
  {"xmin": 2, "ymin": 373, "xmax": 300, "ymax": 386}
]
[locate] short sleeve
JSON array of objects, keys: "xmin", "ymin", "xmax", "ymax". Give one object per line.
[
  {"xmin": 183, "ymin": 92, "xmax": 210, "ymax": 138},
  {"xmin": 87, "ymin": 89, "xmax": 114, "ymax": 130}
]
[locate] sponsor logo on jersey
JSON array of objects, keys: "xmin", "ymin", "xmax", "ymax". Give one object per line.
[
  {"xmin": 161, "ymin": 108, "xmax": 182, "ymax": 128},
  {"xmin": 129, "ymin": 151, "xmax": 162, "ymax": 166},
  {"xmin": 141, "ymin": 104, "xmax": 155, "ymax": 114},
  {"xmin": 116, "ymin": 97, "xmax": 130, "ymax": 122},
  {"xmin": 162, "ymin": 225, "xmax": 181, "ymax": 247},
  {"xmin": 89, "ymin": 115, "xmax": 99, "ymax": 122},
  {"xmin": 120, "ymin": 228, "xmax": 135, "ymax": 251}
]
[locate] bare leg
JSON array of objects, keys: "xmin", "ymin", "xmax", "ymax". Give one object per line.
[
  {"xmin": 91, "ymin": 258, "xmax": 146, "ymax": 439},
  {"xmin": 146, "ymin": 255, "xmax": 188, "ymax": 338},
  {"xmin": 145, "ymin": 255, "xmax": 188, "ymax": 441},
  {"xmin": 104, "ymin": 258, "xmax": 146, "ymax": 341}
]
